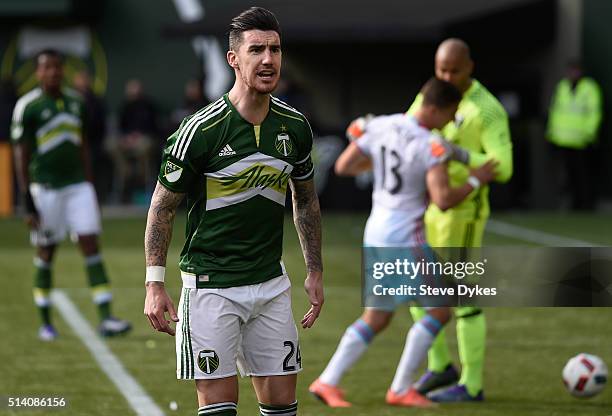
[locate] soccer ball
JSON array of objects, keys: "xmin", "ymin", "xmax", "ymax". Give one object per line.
[{"xmin": 562, "ymin": 353, "xmax": 608, "ymax": 398}]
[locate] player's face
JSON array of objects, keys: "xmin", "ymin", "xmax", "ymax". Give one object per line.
[
  {"xmin": 432, "ymin": 103, "xmax": 458, "ymax": 130},
  {"xmin": 229, "ymin": 30, "xmax": 282, "ymax": 94},
  {"xmin": 435, "ymin": 54, "xmax": 472, "ymax": 93},
  {"xmin": 36, "ymin": 54, "xmax": 63, "ymax": 92}
]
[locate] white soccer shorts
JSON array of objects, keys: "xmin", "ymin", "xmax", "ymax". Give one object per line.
[
  {"xmin": 176, "ymin": 273, "xmax": 302, "ymax": 380},
  {"xmin": 29, "ymin": 182, "xmax": 101, "ymax": 246}
]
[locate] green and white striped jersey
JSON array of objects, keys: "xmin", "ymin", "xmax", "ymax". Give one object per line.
[
  {"xmin": 158, "ymin": 94, "xmax": 314, "ymax": 288},
  {"xmin": 11, "ymin": 87, "xmax": 86, "ymax": 188}
]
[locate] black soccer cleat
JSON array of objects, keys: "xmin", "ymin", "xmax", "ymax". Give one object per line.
[{"xmin": 414, "ymin": 364, "xmax": 459, "ymax": 395}]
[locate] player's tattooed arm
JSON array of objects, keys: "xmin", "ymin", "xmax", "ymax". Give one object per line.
[
  {"xmin": 290, "ymin": 179, "xmax": 322, "ymax": 273},
  {"xmin": 145, "ymin": 182, "xmax": 185, "ymax": 268},
  {"xmin": 144, "ymin": 181, "xmax": 182, "ymax": 336},
  {"xmin": 291, "ymin": 178, "xmax": 324, "ymax": 328}
]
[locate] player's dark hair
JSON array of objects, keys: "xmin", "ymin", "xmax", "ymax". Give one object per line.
[
  {"xmin": 228, "ymin": 7, "xmax": 281, "ymax": 50},
  {"xmin": 421, "ymin": 77, "xmax": 462, "ymax": 109},
  {"xmin": 35, "ymin": 49, "xmax": 63, "ymax": 67}
]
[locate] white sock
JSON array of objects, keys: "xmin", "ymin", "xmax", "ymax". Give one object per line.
[
  {"xmin": 390, "ymin": 317, "xmax": 440, "ymax": 394},
  {"xmin": 319, "ymin": 320, "xmax": 374, "ymax": 386}
]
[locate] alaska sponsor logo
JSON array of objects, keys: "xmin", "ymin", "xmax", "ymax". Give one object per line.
[{"xmin": 220, "ymin": 164, "xmax": 290, "ymax": 192}]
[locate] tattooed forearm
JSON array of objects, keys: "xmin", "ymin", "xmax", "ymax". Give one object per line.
[
  {"xmin": 290, "ymin": 179, "xmax": 323, "ymax": 273},
  {"xmin": 144, "ymin": 182, "xmax": 185, "ymax": 267}
]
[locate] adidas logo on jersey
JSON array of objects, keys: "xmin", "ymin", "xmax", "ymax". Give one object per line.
[{"xmin": 219, "ymin": 144, "xmax": 236, "ymax": 156}]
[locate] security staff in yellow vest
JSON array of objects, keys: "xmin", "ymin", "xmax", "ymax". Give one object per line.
[{"xmin": 546, "ymin": 60, "xmax": 602, "ymax": 210}]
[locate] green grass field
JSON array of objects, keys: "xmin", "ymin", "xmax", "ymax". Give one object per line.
[{"xmin": 1, "ymin": 212, "xmax": 611, "ymax": 416}]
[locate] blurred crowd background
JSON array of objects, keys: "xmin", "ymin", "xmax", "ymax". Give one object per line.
[{"xmin": 0, "ymin": 0, "xmax": 610, "ymax": 214}]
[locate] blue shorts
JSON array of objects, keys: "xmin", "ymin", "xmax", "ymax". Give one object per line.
[{"xmin": 363, "ymin": 245, "xmax": 445, "ymax": 311}]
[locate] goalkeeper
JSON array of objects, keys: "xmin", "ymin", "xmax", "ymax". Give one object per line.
[{"xmin": 405, "ymin": 38, "xmax": 513, "ymax": 402}]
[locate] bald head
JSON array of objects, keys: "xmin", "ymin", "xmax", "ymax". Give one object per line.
[
  {"xmin": 437, "ymin": 38, "xmax": 471, "ymax": 62},
  {"xmin": 435, "ymin": 38, "xmax": 473, "ymax": 93}
]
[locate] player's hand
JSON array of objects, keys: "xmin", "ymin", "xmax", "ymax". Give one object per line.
[
  {"xmin": 144, "ymin": 282, "xmax": 179, "ymax": 336},
  {"xmin": 25, "ymin": 213, "xmax": 40, "ymax": 230},
  {"xmin": 346, "ymin": 114, "xmax": 374, "ymax": 142},
  {"xmin": 24, "ymin": 190, "xmax": 39, "ymax": 229},
  {"xmin": 302, "ymin": 271, "xmax": 324, "ymax": 329},
  {"xmin": 470, "ymin": 160, "xmax": 499, "ymax": 185}
]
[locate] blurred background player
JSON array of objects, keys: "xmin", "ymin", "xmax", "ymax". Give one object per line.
[
  {"xmin": 11, "ymin": 49, "xmax": 131, "ymax": 340},
  {"xmin": 309, "ymin": 77, "xmax": 496, "ymax": 408},
  {"xmin": 546, "ymin": 59, "xmax": 602, "ymax": 210},
  {"xmin": 406, "ymin": 38, "xmax": 513, "ymax": 403}
]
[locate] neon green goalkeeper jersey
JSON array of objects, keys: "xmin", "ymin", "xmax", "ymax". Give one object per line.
[
  {"xmin": 158, "ymin": 94, "xmax": 314, "ymax": 288},
  {"xmin": 11, "ymin": 87, "xmax": 86, "ymax": 188},
  {"xmin": 408, "ymin": 79, "xmax": 513, "ymax": 220}
]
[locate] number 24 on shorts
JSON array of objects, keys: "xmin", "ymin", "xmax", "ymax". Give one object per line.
[{"xmin": 283, "ymin": 341, "xmax": 302, "ymax": 371}]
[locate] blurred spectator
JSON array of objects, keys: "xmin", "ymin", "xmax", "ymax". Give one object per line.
[
  {"xmin": 0, "ymin": 79, "xmax": 17, "ymax": 141},
  {"xmin": 73, "ymin": 70, "xmax": 111, "ymax": 203},
  {"xmin": 170, "ymin": 78, "xmax": 208, "ymax": 127},
  {"xmin": 106, "ymin": 79, "xmax": 158, "ymax": 203},
  {"xmin": 274, "ymin": 76, "xmax": 313, "ymax": 124},
  {"xmin": 0, "ymin": 79, "xmax": 17, "ymax": 216},
  {"xmin": 546, "ymin": 60, "xmax": 603, "ymax": 210}
]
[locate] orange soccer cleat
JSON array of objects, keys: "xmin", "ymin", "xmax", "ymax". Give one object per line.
[
  {"xmin": 385, "ymin": 387, "xmax": 437, "ymax": 408},
  {"xmin": 309, "ymin": 379, "xmax": 352, "ymax": 407}
]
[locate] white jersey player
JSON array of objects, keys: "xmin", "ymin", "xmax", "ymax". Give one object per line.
[
  {"xmin": 359, "ymin": 112, "xmax": 451, "ymax": 247},
  {"xmin": 310, "ymin": 78, "xmax": 496, "ymax": 408}
]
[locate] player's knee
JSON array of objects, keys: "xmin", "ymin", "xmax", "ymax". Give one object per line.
[
  {"xmin": 361, "ymin": 310, "xmax": 393, "ymax": 333},
  {"xmin": 427, "ymin": 307, "xmax": 451, "ymax": 325},
  {"xmin": 36, "ymin": 245, "xmax": 56, "ymax": 263},
  {"xmin": 195, "ymin": 377, "xmax": 239, "ymax": 404},
  {"xmin": 78, "ymin": 234, "xmax": 99, "ymax": 256}
]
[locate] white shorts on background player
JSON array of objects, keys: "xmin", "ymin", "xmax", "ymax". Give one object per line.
[
  {"xmin": 176, "ymin": 274, "xmax": 301, "ymax": 380},
  {"xmin": 29, "ymin": 181, "xmax": 101, "ymax": 246},
  {"xmin": 363, "ymin": 205, "xmax": 427, "ymax": 247}
]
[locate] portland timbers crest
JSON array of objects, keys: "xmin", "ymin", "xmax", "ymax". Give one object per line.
[
  {"xmin": 164, "ymin": 161, "xmax": 183, "ymax": 183},
  {"xmin": 198, "ymin": 350, "xmax": 219, "ymax": 374},
  {"xmin": 275, "ymin": 132, "xmax": 294, "ymax": 157}
]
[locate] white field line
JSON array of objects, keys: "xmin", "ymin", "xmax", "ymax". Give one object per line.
[
  {"xmin": 486, "ymin": 219, "xmax": 599, "ymax": 247},
  {"xmin": 50, "ymin": 290, "xmax": 165, "ymax": 416}
]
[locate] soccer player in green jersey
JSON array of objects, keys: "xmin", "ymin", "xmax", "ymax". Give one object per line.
[
  {"xmin": 406, "ymin": 38, "xmax": 513, "ymax": 402},
  {"xmin": 11, "ymin": 49, "xmax": 131, "ymax": 340},
  {"xmin": 143, "ymin": 7, "xmax": 323, "ymax": 416}
]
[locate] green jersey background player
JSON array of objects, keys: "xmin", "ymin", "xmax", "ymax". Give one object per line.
[
  {"xmin": 143, "ymin": 7, "xmax": 323, "ymax": 416},
  {"xmin": 406, "ymin": 38, "xmax": 513, "ymax": 402},
  {"xmin": 11, "ymin": 49, "xmax": 131, "ymax": 340}
]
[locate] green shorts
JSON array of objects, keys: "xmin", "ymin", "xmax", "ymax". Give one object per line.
[{"xmin": 424, "ymin": 211, "xmax": 487, "ymax": 248}]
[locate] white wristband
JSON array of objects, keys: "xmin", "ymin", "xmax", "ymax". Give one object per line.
[
  {"xmin": 467, "ymin": 176, "xmax": 481, "ymax": 190},
  {"xmin": 146, "ymin": 266, "xmax": 166, "ymax": 283}
]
